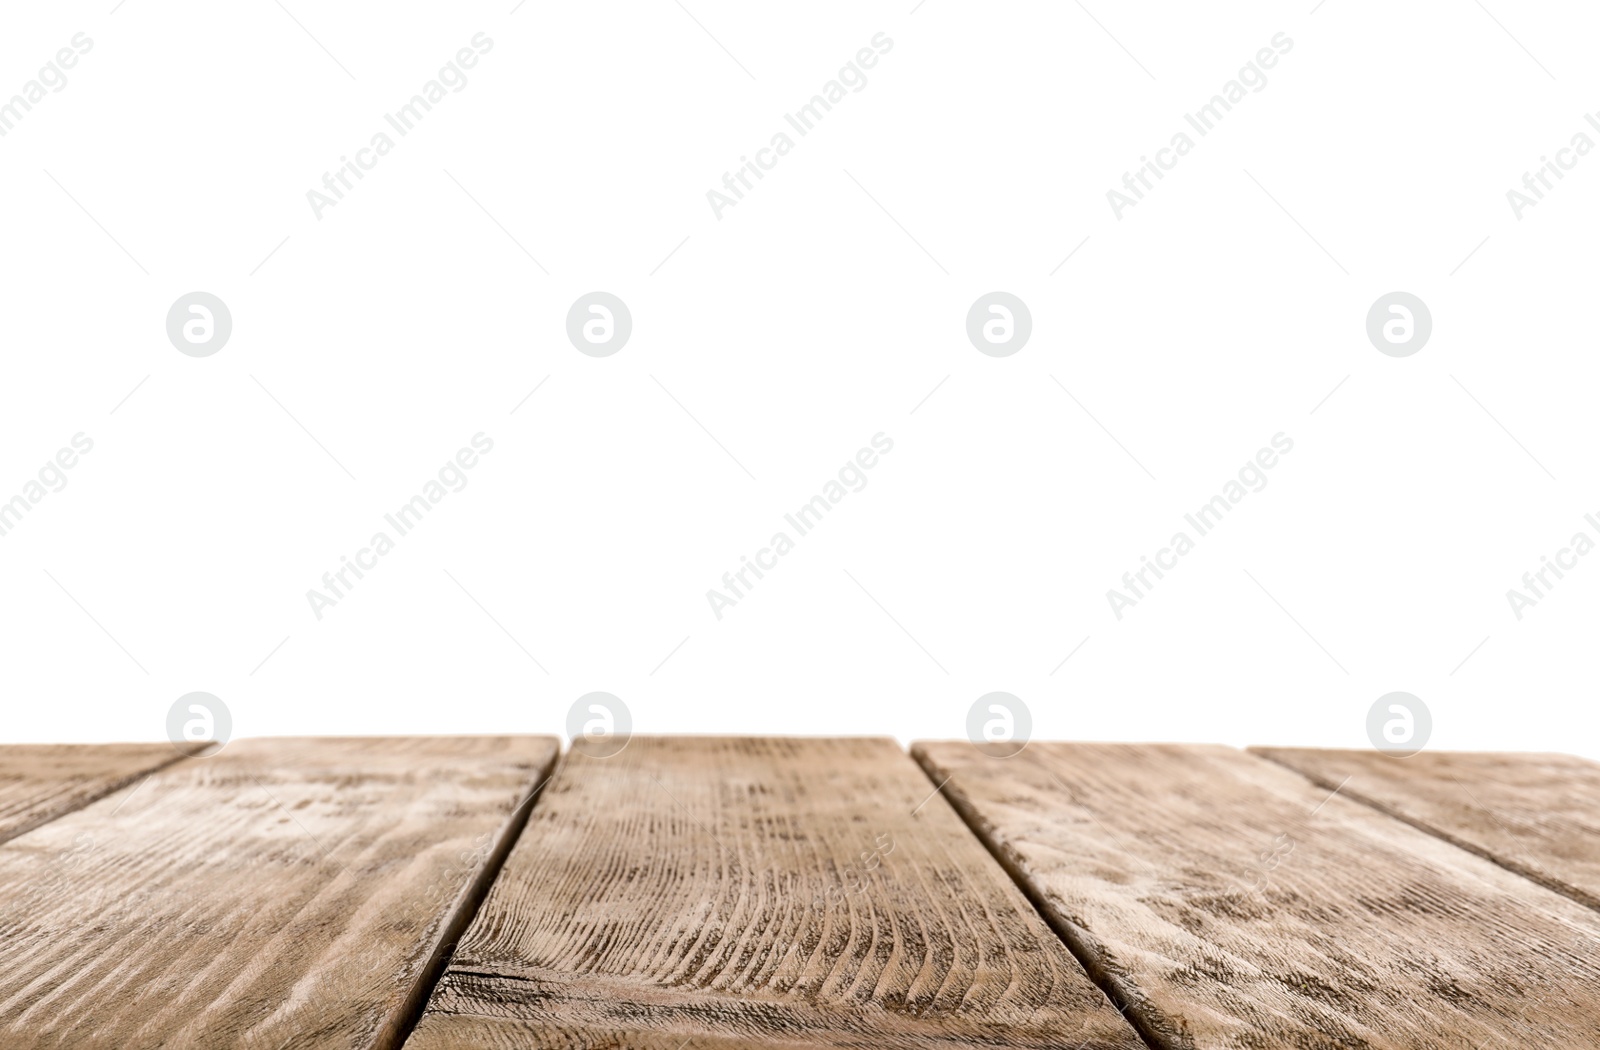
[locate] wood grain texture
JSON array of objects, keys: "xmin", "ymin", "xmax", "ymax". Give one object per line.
[
  {"xmin": 914, "ymin": 740, "xmax": 1600, "ymax": 1050},
  {"xmin": 0, "ymin": 735, "xmax": 559, "ymax": 1050},
  {"xmin": 0, "ymin": 742, "xmax": 197, "ymax": 846},
  {"xmin": 407, "ymin": 736, "xmax": 1144, "ymax": 1050},
  {"xmin": 1255, "ymin": 746, "xmax": 1600, "ymax": 913}
]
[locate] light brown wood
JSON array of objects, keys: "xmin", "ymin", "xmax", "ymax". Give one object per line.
[
  {"xmin": 0, "ymin": 735, "xmax": 559, "ymax": 1050},
  {"xmin": 407, "ymin": 736, "xmax": 1145, "ymax": 1050},
  {"xmin": 1255, "ymin": 746, "xmax": 1600, "ymax": 914},
  {"xmin": 0, "ymin": 742, "xmax": 198, "ymax": 846},
  {"xmin": 914, "ymin": 740, "xmax": 1600, "ymax": 1050}
]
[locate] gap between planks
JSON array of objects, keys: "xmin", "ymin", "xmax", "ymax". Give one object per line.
[
  {"xmin": 14, "ymin": 740, "xmax": 1591, "ymax": 1050},
  {"xmin": 378, "ymin": 749, "xmax": 565, "ymax": 1050},
  {"xmin": 909, "ymin": 745, "xmax": 1166, "ymax": 1050},
  {"xmin": 0, "ymin": 742, "xmax": 207, "ymax": 848},
  {"xmin": 0, "ymin": 720, "xmax": 560, "ymax": 1049},
  {"xmin": 1253, "ymin": 747, "xmax": 1600, "ymax": 918},
  {"xmin": 915, "ymin": 742, "xmax": 1600, "ymax": 1050},
  {"xmin": 405, "ymin": 736, "xmax": 1149, "ymax": 1050},
  {"xmin": 0, "ymin": 737, "xmax": 562, "ymax": 1050}
]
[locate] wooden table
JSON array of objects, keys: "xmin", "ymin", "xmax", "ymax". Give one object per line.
[{"xmin": 1, "ymin": 737, "xmax": 1596, "ymax": 1049}]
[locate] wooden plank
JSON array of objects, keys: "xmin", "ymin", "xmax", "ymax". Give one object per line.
[
  {"xmin": 406, "ymin": 736, "xmax": 1145, "ymax": 1050},
  {"xmin": 0, "ymin": 734, "xmax": 559, "ymax": 1050},
  {"xmin": 0, "ymin": 742, "xmax": 197, "ymax": 846},
  {"xmin": 913, "ymin": 740, "xmax": 1600, "ymax": 1050},
  {"xmin": 1255, "ymin": 746, "xmax": 1600, "ymax": 913}
]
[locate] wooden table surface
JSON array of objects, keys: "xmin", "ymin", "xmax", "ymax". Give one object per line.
[{"xmin": 1, "ymin": 737, "xmax": 1595, "ymax": 1049}]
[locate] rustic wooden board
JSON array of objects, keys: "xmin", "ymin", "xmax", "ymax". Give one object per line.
[
  {"xmin": 914, "ymin": 740, "xmax": 1600, "ymax": 1050},
  {"xmin": 0, "ymin": 742, "xmax": 199, "ymax": 846},
  {"xmin": 0, "ymin": 735, "xmax": 559, "ymax": 1050},
  {"xmin": 407, "ymin": 736, "xmax": 1145, "ymax": 1050},
  {"xmin": 1255, "ymin": 746, "xmax": 1600, "ymax": 913}
]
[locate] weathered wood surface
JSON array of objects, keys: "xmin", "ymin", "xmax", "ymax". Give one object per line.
[
  {"xmin": 0, "ymin": 735, "xmax": 559, "ymax": 1050},
  {"xmin": 1256, "ymin": 746, "xmax": 1600, "ymax": 913},
  {"xmin": 0, "ymin": 742, "xmax": 196, "ymax": 846},
  {"xmin": 407, "ymin": 736, "xmax": 1145, "ymax": 1050},
  {"xmin": 914, "ymin": 740, "xmax": 1600, "ymax": 1050}
]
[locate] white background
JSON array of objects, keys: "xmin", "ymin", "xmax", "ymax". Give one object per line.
[{"xmin": 1, "ymin": 0, "xmax": 1596, "ymax": 759}]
